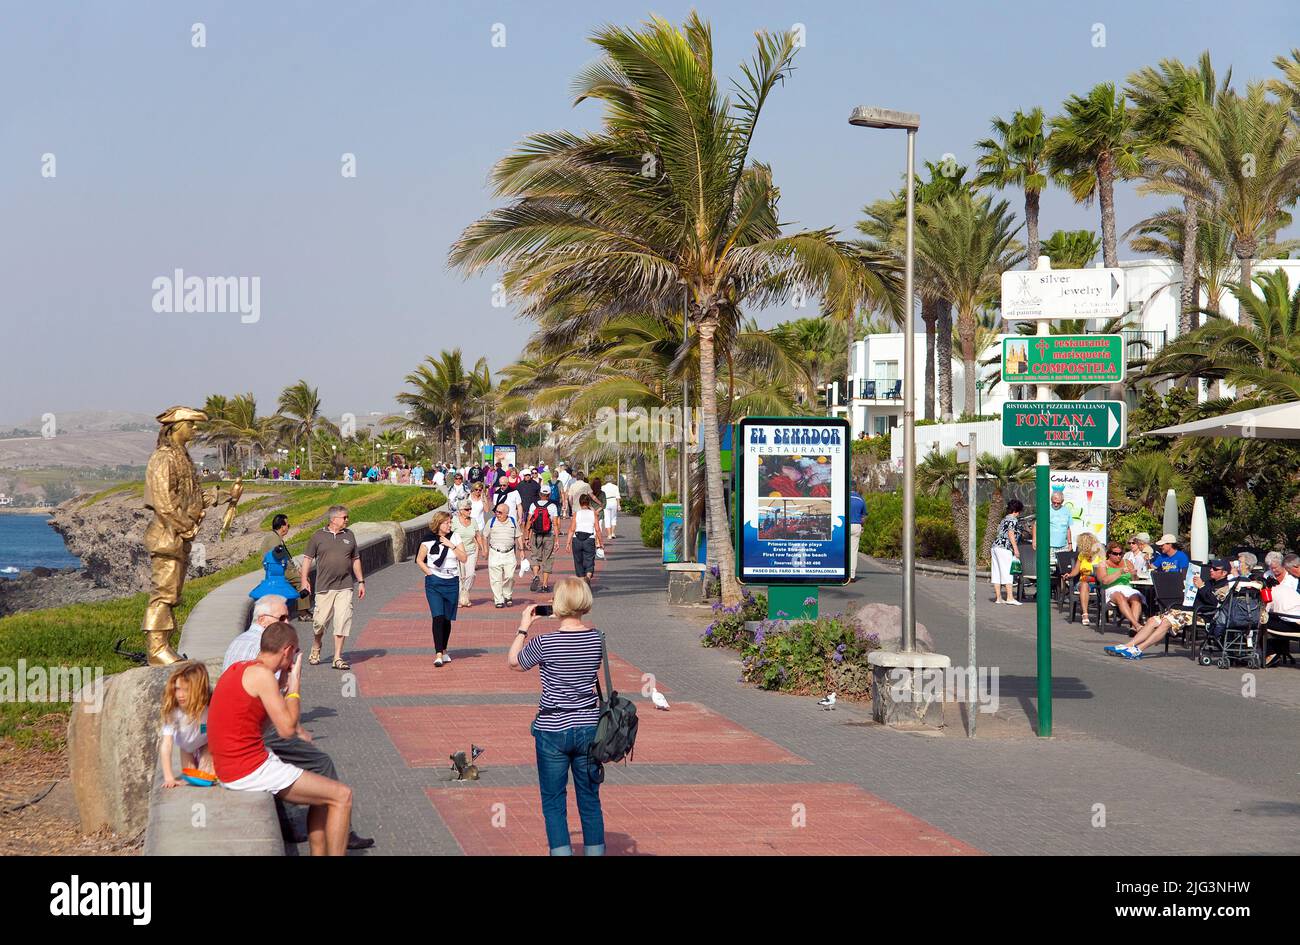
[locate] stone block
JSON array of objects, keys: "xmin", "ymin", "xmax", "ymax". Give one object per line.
[{"xmin": 867, "ymin": 650, "xmax": 951, "ymax": 728}]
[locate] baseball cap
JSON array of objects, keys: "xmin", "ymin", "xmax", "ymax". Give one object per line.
[
  {"xmin": 1134, "ymin": 532, "xmax": 1151, "ymax": 543},
  {"xmin": 1156, "ymin": 533, "xmax": 1178, "ymax": 546},
  {"xmin": 1208, "ymin": 558, "xmax": 1230, "ymax": 570}
]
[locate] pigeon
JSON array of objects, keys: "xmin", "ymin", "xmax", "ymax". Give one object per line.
[
  {"xmin": 650, "ymin": 687, "xmax": 670, "ymax": 711},
  {"xmin": 817, "ymin": 693, "xmax": 837, "ymax": 711}
]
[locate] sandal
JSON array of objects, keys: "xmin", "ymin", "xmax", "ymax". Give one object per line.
[
  {"xmin": 332, "ymin": 657, "xmax": 350, "ymax": 671},
  {"xmin": 308, "ymin": 645, "xmax": 322, "ymax": 666}
]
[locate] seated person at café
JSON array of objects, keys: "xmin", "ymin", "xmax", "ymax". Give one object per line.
[
  {"xmin": 1123, "ymin": 532, "xmax": 1153, "ymax": 579},
  {"xmin": 1262, "ymin": 552, "xmax": 1300, "ymax": 666},
  {"xmin": 1063, "ymin": 532, "xmax": 1104, "ymax": 625},
  {"xmin": 1094, "ymin": 542, "xmax": 1145, "ymax": 628},
  {"xmin": 1151, "ymin": 535, "xmax": 1190, "ymax": 573},
  {"xmin": 1107, "ymin": 558, "xmax": 1244, "ymax": 660}
]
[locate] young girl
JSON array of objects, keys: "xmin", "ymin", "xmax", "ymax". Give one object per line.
[
  {"xmin": 1065, "ymin": 532, "xmax": 1105, "ymax": 625},
  {"xmin": 159, "ymin": 662, "xmax": 213, "ymax": 787}
]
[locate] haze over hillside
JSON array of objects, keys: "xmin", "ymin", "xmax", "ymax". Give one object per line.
[{"xmin": 0, "ymin": 410, "xmax": 215, "ymax": 470}]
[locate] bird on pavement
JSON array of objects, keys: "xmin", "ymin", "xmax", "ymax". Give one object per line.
[
  {"xmin": 817, "ymin": 693, "xmax": 837, "ymax": 711},
  {"xmin": 650, "ymin": 687, "xmax": 670, "ymax": 711}
]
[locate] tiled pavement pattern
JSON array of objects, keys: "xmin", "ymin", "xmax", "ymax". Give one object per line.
[{"xmin": 283, "ymin": 519, "xmax": 1300, "ymax": 855}]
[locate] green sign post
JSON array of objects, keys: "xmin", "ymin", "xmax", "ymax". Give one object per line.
[
  {"xmin": 1001, "ymin": 334, "xmax": 1124, "ymax": 384},
  {"xmin": 1001, "ymin": 400, "xmax": 1126, "ymax": 451}
]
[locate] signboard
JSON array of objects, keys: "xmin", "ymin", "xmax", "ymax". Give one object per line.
[
  {"xmin": 734, "ymin": 416, "xmax": 851, "ymax": 585},
  {"xmin": 1001, "ymin": 334, "xmax": 1124, "ymax": 384},
  {"xmin": 482, "ymin": 443, "xmax": 494, "ymax": 462},
  {"xmin": 662, "ymin": 503, "xmax": 684, "ymax": 563},
  {"xmin": 493, "ymin": 444, "xmax": 517, "ymax": 472},
  {"xmin": 1001, "ymin": 268, "xmax": 1126, "ymax": 320},
  {"xmin": 1047, "ymin": 470, "xmax": 1110, "ymax": 548},
  {"xmin": 1002, "ymin": 401, "xmax": 1126, "ymax": 450}
]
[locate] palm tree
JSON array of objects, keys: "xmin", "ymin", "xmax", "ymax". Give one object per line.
[
  {"xmin": 916, "ymin": 449, "xmax": 972, "ymax": 564},
  {"xmin": 396, "ymin": 351, "xmax": 491, "ymax": 463},
  {"xmin": 208, "ymin": 393, "xmax": 271, "ymax": 471},
  {"xmin": 1115, "ymin": 452, "xmax": 1189, "ymax": 515},
  {"xmin": 1040, "ymin": 229, "xmax": 1101, "ymax": 269},
  {"xmin": 275, "ymin": 380, "xmax": 337, "ymax": 474},
  {"xmin": 1045, "ymin": 83, "xmax": 1142, "ymax": 267},
  {"xmin": 1142, "ymin": 83, "xmax": 1300, "ymax": 295},
  {"xmin": 771, "ymin": 316, "xmax": 844, "ymax": 406},
  {"xmin": 1142, "ymin": 269, "xmax": 1300, "ymax": 405},
  {"xmin": 914, "ymin": 192, "xmax": 1024, "ymax": 416},
  {"xmin": 450, "ymin": 15, "xmax": 890, "ymax": 604},
  {"xmin": 974, "ymin": 107, "xmax": 1058, "ymax": 267},
  {"xmin": 1268, "ymin": 48, "xmax": 1300, "ymax": 119},
  {"xmin": 198, "ymin": 394, "xmax": 235, "ymax": 472},
  {"xmin": 1129, "ymin": 54, "xmax": 1230, "ymax": 337}
]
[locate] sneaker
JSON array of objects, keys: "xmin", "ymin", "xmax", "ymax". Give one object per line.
[
  {"xmin": 1120, "ymin": 647, "xmax": 1143, "ymax": 660},
  {"xmin": 1005, "ymin": 598, "xmax": 1023, "ymax": 606},
  {"xmin": 434, "ymin": 657, "xmax": 444, "ymax": 667},
  {"xmin": 494, "ymin": 602, "xmax": 504, "ymax": 609},
  {"xmin": 505, "ymin": 598, "xmax": 514, "ymax": 607},
  {"xmin": 347, "ymin": 832, "xmax": 376, "ymax": 851},
  {"xmin": 530, "ymin": 575, "xmax": 541, "ymax": 592},
  {"xmin": 1103, "ymin": 645, "xmax": 1123, "ymax": 655},
  {"xmin": 1080, "ymin": 616, "xmax": 1090, "ymax": 625},
  {"xmin": 442, "ymin": 652, "xmax": 452, "ymax": 663}
]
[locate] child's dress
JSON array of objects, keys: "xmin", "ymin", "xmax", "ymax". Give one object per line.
[{"xmin": 163, "ymin": 707, "xmax": 209, "ymax": 757}]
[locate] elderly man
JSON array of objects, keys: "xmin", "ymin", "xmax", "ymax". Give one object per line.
[
  {"xmin": 446, "ymin": 472, "xmax": 469, "ymax": 508},
  {"xmin": 1107, "ymin": 558, "xmax": 1235, "ymax": 660},
  {"xmin": 301, "ymin": 505, "xmax": 365, "ymax": 670},
  {"xmin": 486, "ymin": 501, "xmax": 523, "ymax": 608},
  {"xmin": 1031, "ymin": 489, "xmax": 1073, "ymax": 558},
  {"xmin": 222, "ymin": 595, "xmax": 374, "ymax": 850},
  {"xmin": 1262, "ymin": 552, "xmax": 1300, "ymax": 666}
]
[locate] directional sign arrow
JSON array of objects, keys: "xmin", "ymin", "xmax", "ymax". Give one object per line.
[
  {"xmin": 1108, "ymin": 405, "xmax": 1119, "ymax": 444},
  {"xmin": 1110, "ymin": 273, "xmax": 1120, "ymax": 298}
]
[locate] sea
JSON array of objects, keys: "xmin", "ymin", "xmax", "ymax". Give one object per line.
[{"xmin": 0, "ymin": 514, "xmax": 83, "ymax": 578}]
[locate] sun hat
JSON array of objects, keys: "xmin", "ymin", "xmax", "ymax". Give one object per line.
[
  {"xmin": 1157, "ymin": 533, "xmax": 1178, "ymax": 546},
  {"xmin": 1134, "ymin": 532, "xmax": 1151, "ymax": 543}
]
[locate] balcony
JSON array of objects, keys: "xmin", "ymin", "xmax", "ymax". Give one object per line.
[
  {"xmin": 1121, "ymin": 330, "xmax": 1166, "ymax": 363},
  {"xmin": 848, "ymin": 378, "xmax": 903, "ymax": 402}
]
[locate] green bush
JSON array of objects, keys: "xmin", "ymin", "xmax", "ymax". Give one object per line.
[
  {"xmin": 868, "ymin": 515, "xmax": 963, "ymax": 561},
  {"xmin": 737, "ymin": 613, "xmax": 881, "ymax": 698},
  {"xmin": 640, "ymin": 492, "xmax": 678, "ymax": 548},
  {"xmin": 390, "ymin": 489, "xmax": 447, "ymax": 522},
  {"xmin": 1109, "ymin": 507, "xmax": 1161, "ymax": 544},
  {"xmin": 701, "ymin": 590, "xmax": 768, "ymax": 648},
  {"xmin": 621, "ymin": 496, "xmax": 645, "ymax": 518}
]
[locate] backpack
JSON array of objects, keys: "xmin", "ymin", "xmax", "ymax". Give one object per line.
[
  {"xmin": 1207, "ymin": 584, "xmax": 1262, "ymax": 637},
  {"xmin": 549, "ymin": 481, "xmax": 560, "ymax": 504},
  {"xmin": 530, "ymin": 505, "xmax": 552, "ymax": 536},
  {"xmin": 587, "ymin": 631, "xmax": 638, "ymax": 782}
]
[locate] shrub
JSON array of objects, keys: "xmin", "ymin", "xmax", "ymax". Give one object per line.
[
  {"xmin": 737, "ymin": 613, "xmax": 881, "ymax": 698},
  {"xmin": 622, "ymin": 495, "xmax": 645, "ymax": 518},
  {"xmin": 700, "ymin": 589, "xmax": 767, "ymax": 648},
  {"xmin": 389, "ymin": 489, "xmax": 447, "ymax": 522},
  {"xmin": 639, "ymin": 492, "xmax": 678, "ymax": 548},
  {"xmin": 868, "ymin": 515, "xmax": 962, "ymax": 561},
  {"xmin": 1109, "ymin": 507, "xmax": 1161, "ymax": 545}
]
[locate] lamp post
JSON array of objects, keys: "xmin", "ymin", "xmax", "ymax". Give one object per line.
[
  {"xmin": 976, "ymin": 379, "xmax": 984, "ymax": 417},
  {"xmin": 850, "ymin": 105, "xmax": 920, "ymax": 651}
]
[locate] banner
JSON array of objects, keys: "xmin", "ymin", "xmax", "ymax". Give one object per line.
[
  {"xmin": 1048, "ymin": 469, "xmax": 1109, "ymax": 548},
  {"xmin": 662, "ymin": 503, "xmax": 684, "ymax": 563},
  {"xmin": 735, "ymin": 417, "xmax": 850, "ymax": 585},
  {"xmin": 493, "ymin": 444, "xmax": 517, "ymax": 472}
]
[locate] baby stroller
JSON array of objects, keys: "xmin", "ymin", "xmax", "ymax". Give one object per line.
[{"xmin": 1197, "ymin": 582, "xmax": 1264, "ymax": 669}]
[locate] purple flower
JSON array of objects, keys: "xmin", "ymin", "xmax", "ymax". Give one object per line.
[
  {"xmin": 832, "ymin": 651, "xmax": 844, "ymax": 663},
  {"xmin": 712, "ymin": 601, "xmax": 723, "ymax": 613},
  {"xmin": 753, "ymin": 627, "xmax": 766, "ymax": 645},
  {"xmin": 836, "ymin": 643, "xmax": 847, "ymax": 653},
  {"xmin": 803, "ymin": 596, "xmax": 817, "ymax": 607},
  {"xmin": 867, "ymin": 632, "xmax": 880, "ymax": 643},
  {"xmin": 776, "ymin": 610, "xmax": 789, "ymax": 618},
  {"xmin": 704, "ymin": 626, "xmax": 714, "ymax": 638},
  {"xmin": 709, "ymin": 565, "xmax": 720, "ymax": 577}
]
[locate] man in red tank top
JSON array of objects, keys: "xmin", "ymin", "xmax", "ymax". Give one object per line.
[{"xmin": 208, "ymin": 621, "xmax": 354, "ymax": 856}]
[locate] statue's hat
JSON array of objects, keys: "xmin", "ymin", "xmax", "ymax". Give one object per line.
[{"xmin": 156, "ymin": 406, "xmax": 209, "ymax": 424}]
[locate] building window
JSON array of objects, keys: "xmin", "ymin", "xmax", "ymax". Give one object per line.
[{"xmin": 875, "ymin": 360, "xmax": 899, "ymax": 381}]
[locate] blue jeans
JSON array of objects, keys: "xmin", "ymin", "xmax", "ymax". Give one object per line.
[{"xmin": 532, "ymin": 723, "xmax": 604, "ymax": 856}]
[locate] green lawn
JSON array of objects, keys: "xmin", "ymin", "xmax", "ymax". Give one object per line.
[{"xmin": 0, "ymin": 482, "xmax": 411, "ymax": 751}]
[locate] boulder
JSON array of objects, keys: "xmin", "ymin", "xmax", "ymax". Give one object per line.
[
  {"xmin": 30, "ymin": 566, "xmax": 53, "ymax": 577},
  {"xmin": 67, "ymin": 665, "xmax": 173, "ymax": 837},
  {"xmin": 852, "ymin": 601, "xmax": 935, "ymax": 653}
]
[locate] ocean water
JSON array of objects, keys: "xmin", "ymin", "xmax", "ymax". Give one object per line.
[{"xmin": 0, "ymin": 514, "xmax": 83, "ymax": 577}]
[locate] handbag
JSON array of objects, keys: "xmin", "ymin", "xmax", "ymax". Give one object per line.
[{"xmin": 587, "ymin": 631, "xmax": 638, "ymax": 782}]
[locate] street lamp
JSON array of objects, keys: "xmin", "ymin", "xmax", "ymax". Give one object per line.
[{"xmin": 849, "ymin": 105, "xmax": 920, "ymax": 652}]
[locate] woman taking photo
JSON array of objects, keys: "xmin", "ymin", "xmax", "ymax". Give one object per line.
[
  {"xmin": 508, "ymin": 577, "xmax": 605, "ymax": 856},
  {"xmin": 990, "ymin": 499, "xmax": 1024, "ymax": 606},
  {"xmin": 417, "ymin": 511, "xmax": 468, "ymax": 667},
  {"xmin": 565, "ymin": 493, "xmax": 604, "ymax": 584},
  {"xmin": 452, "ymin": 500, "xmax": 487, "ymax": 607}
]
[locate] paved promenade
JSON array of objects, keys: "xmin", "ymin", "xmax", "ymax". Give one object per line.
[{"xmin": 285, "ymin": 520, "xmax": 1300, "ymax": 856}]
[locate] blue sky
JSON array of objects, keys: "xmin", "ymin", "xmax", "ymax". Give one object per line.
[{"xmin": 1, "ymin": 0, "xmax": 1297, "ymax": 425}]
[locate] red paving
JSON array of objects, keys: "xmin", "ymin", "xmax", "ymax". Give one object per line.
[
  {"xmin": 354, "ymin": 651, "xmax": 664, "ymax": 697},
  {"xmin": 426, "ymin": 783, "xmax": 982, "ymax": 856},
  {"xmin": 357, "ymin": 616, "xmax": 524, "ymax": 650},
  {"xmin": 374, "ymin": 702, "xmax": 807, "ymax": 767},
  {"xmin": 381, "ymin": 588, "xmax": 550, "ymax": 614}
]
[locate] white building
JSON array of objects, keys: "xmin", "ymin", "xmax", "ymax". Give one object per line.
[{"xmin": 844, "ymin": 257, "xmax": 1300, "ymax": 453}]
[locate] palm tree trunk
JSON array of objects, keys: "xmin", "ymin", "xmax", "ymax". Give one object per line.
[
  {"xmin": 1098, "ymin": 153, "xmax": 1119, "ymax": 268},
  {"xmin": 1179, "ymin": 195, "xmax": 1199, "ymax": 337},
  {"xmin": 658, "ymin": 442, "xmax": 668, "ymax": 498},
  {"xmin": 697, "ymin": 316, "xmax": 739, "ymax": 605},
  {"xmin": 1237, "ymin": 240, "xmax": 1256, "ymax": 305},
  {"xmin": 635, "ymin": 451, "xmax": 654, "ymax": 504},
  {"xmin": 305, "ymin": 421, "xmax": 315, "ymax": 473},
  {"xmin": 959, "ymin": 306, "xmax": 978, "ymax": 418},
  {"xmin": 453, "ymin": 418, "xmax": 462, "ymax": 464},
  {"xmin": 981, "ymin": 486, "xmax": 1004, "ymax": 569},
  {"xmin": 937, "ymin": 301, "xmax": 954, "ymax": 418},
  {"xmin": 950, "ymin": 488, "xmax": 970, "ymax": 564},
  {"xmin": 921, "ymin": 298, "xmax": 937, "ymax": 421},
  {"xmin": 1025, "ymin": 189, "xmax": 1041, "ymax": 267}
]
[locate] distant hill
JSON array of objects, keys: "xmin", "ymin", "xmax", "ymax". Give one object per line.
[
  {"xmin": 0, "ymin": 409, "xmax": 158, "ymax": 437},
  {"xmin": 0, "ymin": 410, "xmax": 219, "ymax": 470}
]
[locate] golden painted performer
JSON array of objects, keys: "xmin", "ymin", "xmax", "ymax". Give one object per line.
[{"xmin": 143, "ymin": 406, "xmax": 241, "ymax": 665}]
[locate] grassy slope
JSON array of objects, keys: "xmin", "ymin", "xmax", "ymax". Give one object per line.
[{"xmin": 0, "ymin": 483, "xmax": 409, "ymax": 750}]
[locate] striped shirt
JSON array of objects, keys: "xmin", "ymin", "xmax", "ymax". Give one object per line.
[
  {"xmin": 486, "ymin": 517, "xmax": 518, "ymax": 552},
  {"xmin": 518, "ymin": 628, "xmax": 603, "ymax": 731}
]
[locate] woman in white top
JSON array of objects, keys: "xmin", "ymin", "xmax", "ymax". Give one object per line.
[
  {"xmin": 1123, "ymin": 535, "xmax": 1152, "ymax": 580},
  {"xmin": 417, "ymin": 511, "xmax": 468, "ymax": 667},
  {"xmin": 564, "ymin": 493, "xmax": 605, "ymax": 583},
  {"xmin": 601, "ymin": 480, "xmax": 621, "ymax": 539},
  {"xmin": 469, "ymin": 482, "xmax": 488, "ymax": 530}
]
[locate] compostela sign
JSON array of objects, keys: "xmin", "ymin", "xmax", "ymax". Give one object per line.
[
  {"xmin": 1001, "ymin": 334, "xmax": 1124, "ymax": 384},
  {"xmin": 1001, "ymin": 400, "xmax": 1126, "ymax": 450}
]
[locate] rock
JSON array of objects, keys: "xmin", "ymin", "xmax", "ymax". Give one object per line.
[
  {"xmin": 30, "ymin": 566, "xmax": 53, "ymax": 578},
  {"xmin": 67, "ymin": 665, "xmax": 173, "ymax": 837},
  {"xmin": 852, "ymin": 601, "xmax": 935, "ymax": 653}
]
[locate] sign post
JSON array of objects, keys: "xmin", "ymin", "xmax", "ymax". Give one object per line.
[{"xmin": 733, "ymin": 417, "xmax": 851, "ymax": 622}]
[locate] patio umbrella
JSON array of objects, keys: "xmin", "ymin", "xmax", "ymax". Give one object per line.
[
  {"xmin": 1162, "ymin": 489, "xmax": 1179, "ymax": 541},
  {"xmin": 1190, "ymin": 497, "xmax": 1208, "ymax": 563},
  {"xmin": 1143, "ymin": 400, "xmax": 1300, "ymax": 440}
]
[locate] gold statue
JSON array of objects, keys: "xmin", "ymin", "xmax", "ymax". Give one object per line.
[{"xmin": 142, "ymin": 406, "xmax": 240, "ymax": 665}]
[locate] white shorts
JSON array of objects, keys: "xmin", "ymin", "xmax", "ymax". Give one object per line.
[
  {"xmin": 1105, "ymin": 585, "xmax": 1143, "ymax": 603},
  {"xmin": 990, "ymin": 546, "xmax": 1016, "ymax": 586},
  {"xmin": 221, "ymin": 751, "xmax": 304, "ymax": 794}
]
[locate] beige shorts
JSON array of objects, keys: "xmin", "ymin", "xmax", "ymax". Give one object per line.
[{"xmin": 314, "ymin": 588, "xmax": 354, "ymax": 638}]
